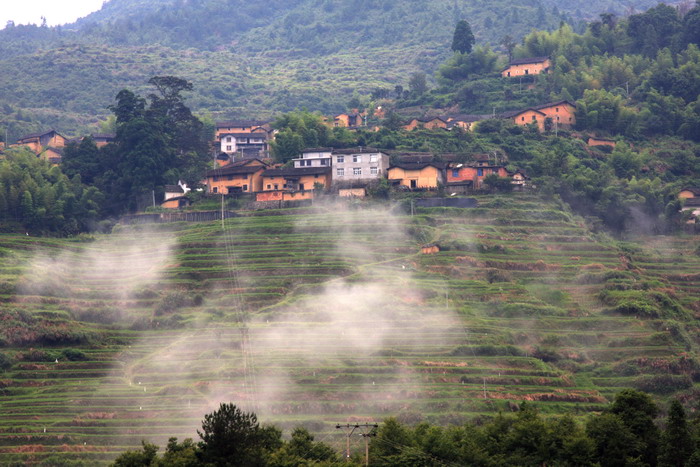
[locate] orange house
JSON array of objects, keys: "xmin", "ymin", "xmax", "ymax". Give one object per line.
[
  {"xmin": 205, "ymin": 159, "xmax": 268, "ymax": 194},
  {"xmin": 91, "ymin": 134, "xmax": 115, "ymax": 148},
  {"xmin": 14, "ymin": 129, "xmax": 67, "ymax": 154},
  {"xmin": 387, "ymin": 162, "xmax": 446, "ymax": 190},
  {"xmin": 404, "ymin": 117, "xmax": 449, "ymax": 131},
  {"xmin": 447, "ymin": 162, "xmax": 508, "ymax": 190},
  {"xmin": 679, "ymin": 188, "xmax": 700, "ymax": 200},
  {"xmin": 502, "ymin": 57, "xmax": 551, "ymax": 77},
  {"xmin": 260, "ymin": 167, "xmax": 331, "ymax": 194}
]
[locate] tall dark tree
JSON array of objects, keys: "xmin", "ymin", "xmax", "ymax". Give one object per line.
[
  {"xmin": 197, "ymin": 403, "xmax": 281, "ymax": 467},
  {"xmin": 609, "ymin": 389, "xmax": 660, "ymax": 467},
  {"xmin": 451, "ymin": 20, "xmax": 475, "ymax": 54},
  {"xmin": 658, "ymin": 400, "xmax": 694, "ymax": 467},
  {"xmin": 61, "ymin": 136, "xmax": 102, "ymax": 186}
]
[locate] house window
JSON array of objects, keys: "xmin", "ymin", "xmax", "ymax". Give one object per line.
[
  {"xmin": 321, "ymin": 159, "xmax": 329, "ymax": 166},
  {"xmin": 477, "ymin": 168, "xmax": 483, "ymax": 176},
  {"xmin": 370, "ymin": 167, "xmax": 378, "ymax": 175},
  {"xmin": 370, "ymin": 154, "xmax": 378, "ymax": 162},
  {"xmin": 226, "ymin": 145, "xmax": 232, "ymax": 151},
  {"xmin": 452, "ymin": 169, "xmax": 460, "ymax": 178},
  {"xmin": 507, "ymin": 71, "xmax": 511, "ymax": 77},
  {"xmin": 213, "ymin": 187, "xmax": 218, "ymax": 193},
  {"xmin": 521, "ymin": 117, "xmax": 525, "ymax": 122},
  {"xmin": 353, "ymin": 155, "xmax": 361, "ymax": 163},
  {"xmin": 243, "ymin": 184, "xmax": 248, "ymax": 191},
  {"xmin": 532, "ymin": 115, "xmax": 537, "ymax": 121},
  {"xmin": 525, "ymin": 69, "xmax": 529, "ymax": 74},
  {"xmin": 555, "ymin": 108, "xmax": 559, "ymax": 112},
  {"xmin": 267, "ymin": 184, "xmax": 271, "ymax": 189},
  {"xmin": 226, "ymin": 137, "xmax": 232, "ymax": 142},
  {"xmin": 337, "ymin": 168, "xmax": 345, "ymax": 176},
  {"xmin": 353, "ymin": 168, "xmax": 362, "ymax": 176},
  {"xmin": 274, "ymin": 184, "xmax": 278, "ymax": 190},
  {"xmin": 337, "ymin": 155, "xmax": 344, "ymax": 163}
]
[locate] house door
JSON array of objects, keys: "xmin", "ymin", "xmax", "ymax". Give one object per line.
[
  {"xmin": 299, "ymin": 183, "xmax": 305, "ymax": 191},
  {"xmin": 410, "ymin": 180, "xmax": 417, "ymax": 189}
]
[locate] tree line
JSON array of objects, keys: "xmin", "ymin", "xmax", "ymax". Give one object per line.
[
  {"xmin": 113, "ymin": 390, "xmax": 700, "ymax": 466},
  {"xmin": 0, "ymin": 76, "xmax": 212, "ymax": 234}
]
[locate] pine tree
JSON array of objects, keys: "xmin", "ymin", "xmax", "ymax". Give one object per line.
[
  {"xmin": 451, "ymin": 20, "xmax": 475, "ymax": 54},
  {"xmin": 659, "ymin": 400, "xmax": 694, "ymax": 467}
]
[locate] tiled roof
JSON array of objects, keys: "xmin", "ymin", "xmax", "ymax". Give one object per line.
[
  {"xmin": 332, "ymin": 147, "xmax": 383, "ymax": 155},
  {"xmin": 216, "ymin": 120, "xmax": 268, "ymax": 128},
  {"xmin": 205, "ymin": 164, "xmax": 265, "ymax": 177},
  {"xmin": 262, "ymin": 167, "xmax": 331, "ymax": 177},
  {"xmin": 508, "ymin": 56, "xmax": 550, "ymax": 66},
  {"xmin": 18, "ymin": 129, "xmax": 61, "ymax": 141},
  {"xmin": 390, "ymin": 162, "xmax": 447, "ymax": 171}
]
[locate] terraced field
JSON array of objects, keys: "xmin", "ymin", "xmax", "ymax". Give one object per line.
[{"xmin": 0, "ymin": 195, "xmax": 699, "ymax": 465}]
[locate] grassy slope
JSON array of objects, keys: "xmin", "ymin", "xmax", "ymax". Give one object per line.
[{"xmin": 0, "ymin": 195, "xmax": 698, "ymax": 464}]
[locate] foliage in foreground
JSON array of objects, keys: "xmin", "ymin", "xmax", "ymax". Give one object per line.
[{"xmin": 113, "ymin": 391, "xmax": 700, "ymax": 466}]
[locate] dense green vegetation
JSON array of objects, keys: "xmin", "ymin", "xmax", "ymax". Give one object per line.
[
  {"xmin": 392, "ymin": 3, "xmax": 700, "ymax": 141},
  {"xmin": 0, "ymin": 0, "xmax": 666, "ymax": 139},
  {"xmin": 0, "ymin": 149, "xmax": 103, "ymax": 234},
  {"xmin": 112, "ymin": 392, "xmax": 700, "ymax": 466}
]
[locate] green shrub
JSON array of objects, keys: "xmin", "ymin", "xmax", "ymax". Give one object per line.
[
  {"xmin": 62, "ymin": 349, "xmax": 87, "ymax": 361},
  {"xmin": 450, "ymin": 344, "xmax": 523, "ymax": 357},
  {"xmin": 485, "ymin": 268, "xmax": 512, "ymax": 283},
  {"xmin": 633, "ymin": 375, "xmax": 693, "ymax": 394},
  {"xmin": 0, "ymin": 352, "xmax": 13, "ymax": 370}
]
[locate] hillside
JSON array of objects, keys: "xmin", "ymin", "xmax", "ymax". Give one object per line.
[
  {"xmin": 0, "ymin": 0, "xmax": 666, "ymax": 139},
  {"xmin": 1, "ymin": 196, "xmax": 699, "ymax": 464}
]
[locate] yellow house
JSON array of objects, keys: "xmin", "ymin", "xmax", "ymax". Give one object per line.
[
  {"xmin": 387, "ymin": 162, "xmax": 446, "ymax": 190},
  {"xmin": 215, "ymin": 120, "xmax": 270, "ymax": 140},
  {"xmin": 260, "ymin": 167, "xmax": 331, "ymax": 193},
  {"xmin": 331, "ymin": 113, "xmax": 363, "ymax": 128},
  {"xmin": 40, "ymin": 147, "xmax": 64, "ymax": 165},
  {"xmin": 503, "ymin": 109, "xmax": 547, "ymax": 132},
  {"xmin": 532, "ymin": 101, "xmax": 576, "ymax": 127},
  {"xmin": 205, "ymin": 159, "xmax": 268, "ymax": 194},
  {"xmin": 446, "ymin": 114, "xmax": 489, "ymax": 131},
  {"xmin": 502, "ymin": 57, "xmax": 551, "ymax": 77},
  {"xmin": 403, "ymin": 117, "xmax": 448, "ymax": 131},
  {"xmin": 14, "ymin": 129, "xmax": 67, "ymax": 154}
]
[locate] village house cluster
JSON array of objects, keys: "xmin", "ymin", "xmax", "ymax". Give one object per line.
[
  {"xmin": 12, "ymin": 55, "xmax": 689, "ymax": 214},
  {"xmin": 202, "ymin": 122, "xmax": 533, "ymax": 207}
]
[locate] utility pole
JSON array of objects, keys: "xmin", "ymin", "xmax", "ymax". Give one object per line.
[
  {"xmin": 221, "ymin": 193, "xmax": 225, "ymax": 229},
  {"xmin": 361, "ymin": 431, "xmax": 377, "ymax": 466},
  {"xmin": 335, "ymin": 423, "xmax": 378, "ymax": 463}
]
